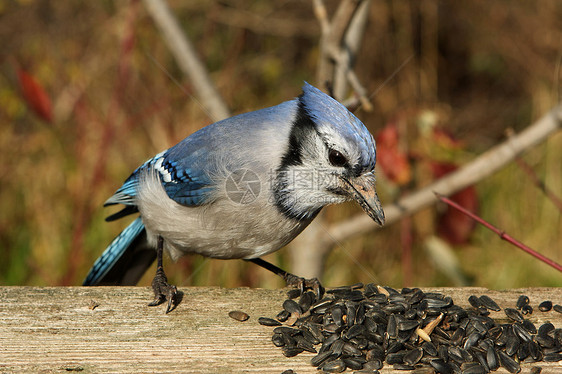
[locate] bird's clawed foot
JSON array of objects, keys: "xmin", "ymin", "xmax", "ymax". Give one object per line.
[
  {"xmin": 284, "ymin": 273, "xmax": 325, "ymax": 300},
  {"xmin": 148, "ymin": 266, "xmax": 178, "ymax": 314}
]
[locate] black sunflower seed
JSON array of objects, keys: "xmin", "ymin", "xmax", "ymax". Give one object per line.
[
  {"xmin": 468, "ymin": 295, "xmax": 482, "ymax": 308},
  {"xmin": 302, "ymin": 322, "xmax": 323, "ymax": 343},
  {"xmin": 282, "ymin": 346, "xmax": 304, "ymax": 357},
  {"xmin": 342, "ymin": 357, "xmax": 364, "ymax": 370},
  {"xmin": 386, "ymin": 351, "xmax": 406, "ymax": 365},
  {"xmin": 346, "ymin": 301, "xmax": 357, "ymax": 327},
  {"xmin": 464, "ymin": 332, "xmax": 482, "ymax": 350},
  {"xmin": 362, "ymin": 359, "xmax": 383, "ymax": 371},
  {"xmin": 553, "ymin": 304, "xmax": 562, "ymax": 314},
  {"xmin": 535, "ymin": 334, "xmax": 555, "ymax": 348},
  {"xmin": 282, "ymin": 299, "xmax": 302, "ymax": 316},
  {"xmin": 528, "ymin": 341, "xmax": 542, "ymax": 361},
  {"xmin": 350, "ymin": 282, "xmax": 364, "ymax": 290},
  {"xmin": 451, "ymin": 327, "xmax": 465, "ymax": 346},
  {"xmin": 486, "ymin": 344, "xmax": 499, "ymax": 370},
  {"xmin": 342, "ymin": 341, "xmax": 362, "ymax": 356},
  {"xmin": 462, "ymin": 362, "xmax": 487, "ymax": 374},
  {"xmin": 504, "ymin": 326, "xmax": 520, "ymax": 356},
  {"xmin": 516, "ymin": 295, "xmax": 529, "ymax": 309},
  {"xmin": 504, "ymin": 308, "xmax": 524, "ymax": 323},
  {"xmin": 403, "ymin": 348, "xmax": 424, "ymax": 365},
  {"xmin": 447, "ymin": 346, "xmax": 465, "ymax": 364},
  {"xmin": 276, "ymin": 309, "xmax": 290, "ymax": 322},
  {"xmin": 522, "ymin": 319, "xmax": 537, "ymax": 334},
  {"xmin": 298, "ymin": 291, "xmax": 315, "ymax": 312},
  {"xmin": 430, "ymin": 358, "xmax": 454, "ymax": 374},
  {"xmin": 330, "ymin": 339, "xmax": 345, "ymax": 357},
  {"xmin": 387, "ymin": 314, "xmax": 398, "ymax": 339},
  {"xmin": 538, "ymin": 300, "xmax": 552, "ymax": 312},
  {"xmin": 487, "ymin": 325, "xmax": 503, "ymax": 340},
  {"xmin": 479, "ymin": 295, "xmax": 501, "ymax": 311},
  {"xmin": 435, "ymin": 345, "xmax": 448, "ymax": 363},
  {"xmin": 516, "ymin": 341, "xmax": 530, "ymax": 360},
  {"xmin": 310, "ymin": 350, "xmax": 332, "ymax": 367},
  {"xmin": 365, "ymin": 346, "xmax": 385, "ymax": 361},
  {"xmin": 470, "ymin": 347, "xmax": 489, "ymax": 372},
  {"xmin": 320, "ymin": 358, "xmax": 346, "ymax": 373},
  {"xmin": 398, "ymin": 319, "xmax": 420, "ymax": 331},
  {"xmin": 498, "ymin": 350, "xmax": 521, "ymax": 373},
  {"xmin": 319, "ymin": 335, "xmax": 337, "ymax": 354},
  {"xmin": 344, "ymin": 324, "xmax": 365, "ymax": 340},
  {"xmin": 272, "ymin": 333, "xmax": 285, "ymax": 347},
  {"xmin": 331, "ymin": 305, "xmax": 345, "ymax": 327},
  {"xmin": 422, "ymin": 341, "xmax": 438, "ymax": 356},
  {"xmin": 258, "ymin": 317, "xmax": 281, "ymax": 326},
  {"xmin": 538, "ymin": 322, "xmax": 554, "ymax": 337},
  {"xmin": 355, "ymin": 303, "xmax": 366, "ymax": 325},
  {"xmin": 286, "ymin": 288, "xmax": 301, "ymax": 299},
  {"xmin": 513, "ymin": 323, "xmax": 532, "ymax": 342},
  {"xmin": 273, "ymin": 326, "xmax": 299, "ymax": 335},
  {"xmin": 294, "ymin": 335, "xmax": 316, "ymax": 353},
  {"xmin": 521, "ymin": 304, "xmax": 533, "ymax": 315}
]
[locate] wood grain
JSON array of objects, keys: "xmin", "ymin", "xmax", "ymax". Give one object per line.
[{"xmin": 0, "ymin": 287, "xmax": 560, "ymax": 373}]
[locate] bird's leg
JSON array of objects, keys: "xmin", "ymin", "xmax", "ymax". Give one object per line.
[
  {"xmin": 148, "ymin": 236, "xmax": 178, "ymax": 313},
  {"xmin": 246, "ymin": 258, "xmax": 325, "ymax": 299}
]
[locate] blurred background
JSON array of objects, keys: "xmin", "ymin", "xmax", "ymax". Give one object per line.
[{"xmin": 1, "ymin": 1, "xmax": 561, "ymax": 289}]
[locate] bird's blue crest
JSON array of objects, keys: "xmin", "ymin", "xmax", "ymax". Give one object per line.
[{"xmin": 300, "ymin": 82, "xmax": 376, "ymax": 172}]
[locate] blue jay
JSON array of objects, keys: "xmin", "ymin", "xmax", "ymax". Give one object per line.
[{"xmin": 83, "ymin": 83, "xmax": 385, "ymax": 312}]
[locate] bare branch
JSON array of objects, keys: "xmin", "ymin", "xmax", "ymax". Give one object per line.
[
  {"xmin": 143, "ymin": 0, "xmax": 231, "ymax": 121},
  {"xmin": 333, "ymin": 0, "xmax": 371, "ymax": 104},
  {"xmin": 313, "ymin": 0, "xmax": 371, "ymax": 109}
]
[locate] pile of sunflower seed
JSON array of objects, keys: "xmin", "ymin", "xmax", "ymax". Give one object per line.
[{"xmin": 258, "ymin": 284, "xmax": 562, "ymax": 373}]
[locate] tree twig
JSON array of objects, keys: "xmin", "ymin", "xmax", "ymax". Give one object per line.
[
  {"xmin": 142, "ymin": 0, "xmax": 231, "ymax": 121},
  {"xmin": 313, "ymin": 0, "xmax": 371, "ymax": 108},
  {"xmin": 435, "ymin": 193, "xmax": 562, "ymax": 272}
]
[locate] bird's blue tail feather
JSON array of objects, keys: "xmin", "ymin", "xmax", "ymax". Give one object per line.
[{"xmin": 83, "ymin": 217, "xmax": 146, "ymax": 286}]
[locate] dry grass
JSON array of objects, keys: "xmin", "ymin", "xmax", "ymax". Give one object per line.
[{"xmin": 0, "ymin": 1, "xmax": 560, "ymax": 288}]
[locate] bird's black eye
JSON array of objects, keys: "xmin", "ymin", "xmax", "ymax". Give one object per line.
[{"xmin": 328, "ymin": 149, "xmax": 347, "ymax": 167}]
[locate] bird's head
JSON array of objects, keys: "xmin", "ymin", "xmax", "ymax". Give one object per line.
[{"xmin": 273, "ymin": 82, "xmax": 385, "ymax": 225}]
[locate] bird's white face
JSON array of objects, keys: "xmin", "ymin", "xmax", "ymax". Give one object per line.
[
  {"xmin": 269, "ymin": 82, "xmax": 384, "ymax": 225},
  {"xmin": 272, "ymin": 123, "xmax": 385, "ymax": 225}
]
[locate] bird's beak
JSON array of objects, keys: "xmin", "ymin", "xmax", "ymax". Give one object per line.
[{"xmin": 340, "ymin": 172, "xmax": 385, "ymax": 226}]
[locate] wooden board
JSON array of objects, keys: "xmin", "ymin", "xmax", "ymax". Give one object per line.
[{"xmin": 0, "ymin": 287, "xmax": 560, "ymax": 373}]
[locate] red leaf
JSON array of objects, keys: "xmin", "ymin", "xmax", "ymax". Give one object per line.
[
  {"xmin": 375, "ymin": 124, "xmax": 411, "ymax": 185},
  {"xmin": 17, "ymin": 68, "xmax": 53, "ymax": 123},
  {"xmin": 432, "ymin": 128, "xmax": 464, "ymax": 149},
  {"xmin": 432, "ymin": 162, "xmax": 478, "ymax": 244}
]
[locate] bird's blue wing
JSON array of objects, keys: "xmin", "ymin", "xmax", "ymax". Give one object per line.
[
  {"xmin": 104, "ymin": 147, "xmax": 215, "ymax": 219},
  {"xmin": 151, "ymin": 153, "xmax": 215, "ymax": 207}
]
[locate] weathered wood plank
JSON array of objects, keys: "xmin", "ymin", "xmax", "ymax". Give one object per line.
[{"xmin": 0, "ymin": 287, "xmax": 560, "ymax": 373}]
